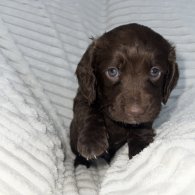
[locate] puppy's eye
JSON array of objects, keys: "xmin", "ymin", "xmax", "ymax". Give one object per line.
[
  {"xmin": 150, "ymin": 67, "xmax": 161, "ymax": 78},
  {"xmin": 106, "ymin": 67, "xmax": 119, "ymax": 79}
]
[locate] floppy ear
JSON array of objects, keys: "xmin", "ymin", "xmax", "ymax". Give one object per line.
[
  {"xmin": 76, "ymin": 41, "xmax": 96, "ymax": 105},
  {"xmin": 162, "ymin": 46, "xmax": 179, "ymax": 104}
]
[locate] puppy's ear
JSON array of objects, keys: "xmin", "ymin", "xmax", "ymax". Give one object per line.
[
  {"xmin": 162, "ymin": 46, "xmax": 179, "ymax": 104},
  {"xmin": 76, "ymin": 41, "xmax": 97, "ymax": 105}
]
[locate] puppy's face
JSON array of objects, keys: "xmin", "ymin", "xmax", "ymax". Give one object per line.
[
  {"xmin": 96, "ymin": 44, "xmax": 166, "ymax": 124},
  {"xmin": 76, "ymin": 24, "xmax": 179, "ymax": 124}
]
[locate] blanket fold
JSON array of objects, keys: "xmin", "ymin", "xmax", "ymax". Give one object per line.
[{"xmin": 0, "ymin": 0, "xmax": 194, "ymax": 195}]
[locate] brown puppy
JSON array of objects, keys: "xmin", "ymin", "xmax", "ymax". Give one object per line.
[{"xmin": 70, "ymin": 23, "xmax": 179, "ymax": 167}]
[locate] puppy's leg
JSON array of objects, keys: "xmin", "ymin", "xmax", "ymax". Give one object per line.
[
  {"xmin": 70, "ymin": 95, "xmax": 108, "ymax": 167},
  {"xmin": 128, "ymin": 126, "xmax": 155, "ymax": 159},
  {"xmin": 76, "ymin": 114, "xmax": 108, "ymax": 162}
]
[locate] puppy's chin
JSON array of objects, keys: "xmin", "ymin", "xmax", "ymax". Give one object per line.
[
  {"xmin": 107, "ymin": 112, "xmax": 149, "ymax": 125},
  {"xmin": 113, "ymin": 117, "xmax": 146, "ymax": 126},
  {"xmin": 107, "ymin": 109, "xmax": 158, "ymax": 125}
]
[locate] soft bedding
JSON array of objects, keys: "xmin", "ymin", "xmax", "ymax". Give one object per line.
[{"xmin": 0, "ymin": 0, "xmax": 195, "ymax": 195}]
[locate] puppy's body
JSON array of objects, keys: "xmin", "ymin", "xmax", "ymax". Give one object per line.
[{"xmin": 70, "ymin": 23, "xmax": 179, "ymax": 167}]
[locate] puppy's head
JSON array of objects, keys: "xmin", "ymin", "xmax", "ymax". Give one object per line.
[{"xmin": 76, "ymin": 23, "xmax": 179, "ymax": 124}]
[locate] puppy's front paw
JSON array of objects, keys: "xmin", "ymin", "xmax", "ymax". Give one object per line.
[{"xmin": 77, "ymin": 130, "xmax": 109, "ymax": 160}]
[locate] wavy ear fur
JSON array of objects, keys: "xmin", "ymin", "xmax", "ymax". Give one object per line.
[
  {"xmin": 162, "ymin": 46, "xmax": 179, "ymax": 104},
  {"xmin": 76, "ymin": 41, "xmax": 97, "ymax": 105}
]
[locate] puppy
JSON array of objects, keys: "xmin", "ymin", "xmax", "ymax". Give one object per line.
[{"xmin": 70, "ymin": 23, "xmax": 179, "ymax": 167}]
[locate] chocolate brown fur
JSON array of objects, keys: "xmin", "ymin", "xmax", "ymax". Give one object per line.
[{"xmin": 70, "ymin": 23, "xmax": 179, "ymax": 167}]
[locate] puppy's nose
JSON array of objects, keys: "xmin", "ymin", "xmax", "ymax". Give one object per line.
[{"xmin": 125, "ymin": 105, "xmax": 144, "ymax": 115}]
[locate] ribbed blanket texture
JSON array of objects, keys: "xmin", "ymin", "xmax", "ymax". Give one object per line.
[{"xmin": 0, "ymin": 0, "xmax": 194, "ymax": 194}]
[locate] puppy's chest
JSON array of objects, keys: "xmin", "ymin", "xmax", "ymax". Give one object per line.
[{"xmin": 106, "ymin": 123, "xmax": 128, "ymax": 148}]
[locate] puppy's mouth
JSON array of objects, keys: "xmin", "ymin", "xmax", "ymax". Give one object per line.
[
  {"xmin": 107, "ymin": 107, "xmax": 143, "ymax": 124},
  {"xmin": 106, "ymin": 111, "xmax": 147, "ymax": 126},
  {"xmin": 111, "ymin": 119, "xmax": 151, "ymax": 130},
  {"xmin": 111, "ymin": 117, "xmax": 142, "ymax": 126}
]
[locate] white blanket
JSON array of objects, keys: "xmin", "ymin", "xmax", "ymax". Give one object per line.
[
  {"xmin": 0, "ymin": 0, "xmax": 195, "ymax": 195},
  {"xmin": 101, "ymin": 88, "xmax": 195, "ymax": 195}
]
